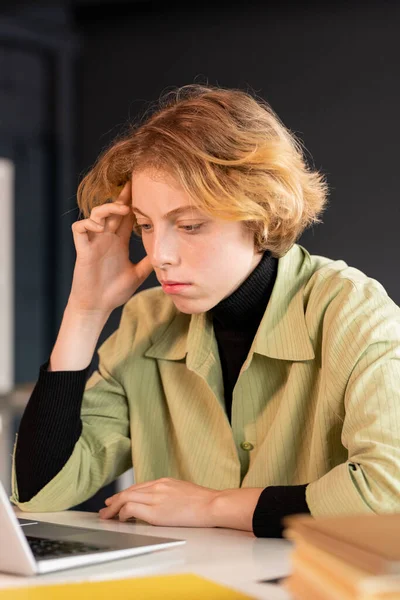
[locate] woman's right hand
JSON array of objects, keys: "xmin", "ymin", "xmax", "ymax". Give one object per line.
[{"xmin": 68, "ymin": 181, "xmax": 153, "ymax": 315}]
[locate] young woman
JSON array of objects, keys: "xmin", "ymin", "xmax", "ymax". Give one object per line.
[{"xmin": 11, "ymin": 84, "xmax": 400, "ymax": 538}]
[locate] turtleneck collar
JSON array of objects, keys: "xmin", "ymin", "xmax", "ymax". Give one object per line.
[{"xmin": 209, "ymin": 250, "xmax": 278, "ymax": 330}]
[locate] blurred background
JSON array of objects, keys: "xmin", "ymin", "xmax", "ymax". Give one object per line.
[{"xmin": 0, "ymin": 0, "xmax": 399, "ymax": 507}]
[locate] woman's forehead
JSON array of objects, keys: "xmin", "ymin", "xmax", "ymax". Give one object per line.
[{"xmin": 131, "ymin": 170, "xmax": 204, "ymax": 215}]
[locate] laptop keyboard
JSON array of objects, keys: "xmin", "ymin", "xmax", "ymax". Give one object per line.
[{"xmin": 26, "ymin": 535, "xmax": 109, "ymax": 559}]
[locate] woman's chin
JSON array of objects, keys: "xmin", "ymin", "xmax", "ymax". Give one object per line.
[{"xmin": 169, "ymin": 295, "xmax": 213, "ymax": 314}]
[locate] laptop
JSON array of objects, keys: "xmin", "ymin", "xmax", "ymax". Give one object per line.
[{"xmin": 0, "ymin": 481, "xmax": 185, "ymax": 576}]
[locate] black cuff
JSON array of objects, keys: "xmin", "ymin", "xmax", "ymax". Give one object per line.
[{"xmin": 252, "ymin": 484, "xmax": 310, "ymax": 538}]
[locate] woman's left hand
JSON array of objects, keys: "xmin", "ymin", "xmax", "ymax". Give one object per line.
[{"xmin": 99, "ymin": 478, "xmax": 219, "ymax": 527}]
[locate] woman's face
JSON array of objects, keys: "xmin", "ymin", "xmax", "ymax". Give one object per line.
[{"xmin": 131, "ymin": 169, "xmax": 262, "ymax": 314}]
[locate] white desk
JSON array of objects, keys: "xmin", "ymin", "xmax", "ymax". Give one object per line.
[{"xmin": 1, "ymin": 509, "xmax": 294, "ymax": 600}]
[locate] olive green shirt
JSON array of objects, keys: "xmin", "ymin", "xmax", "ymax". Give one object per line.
[{"xmin": 11, "ymin": 244, "xmax": 400, "ymax": 517}]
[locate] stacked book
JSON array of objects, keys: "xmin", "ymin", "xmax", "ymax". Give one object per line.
[{"xmin": 282, "ymin": 513, "xmax": 400, "ymax": 600}]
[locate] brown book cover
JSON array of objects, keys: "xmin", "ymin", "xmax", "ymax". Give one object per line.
[
  {"xmin": 286, "ymin": 556, "xmax": 400, "ymax": 600},
  {"xmin": 283, "ymin": 513, "xmax": 400, "ymax": 576},
  {"xmin": 285, "ymin": 574, "xmax": 340, "ymax": 600},
  {"xmin": 287, "ymin": 553, "xmax": 355, "ymax": 600},
  {"xmin": 293, "ymin": 536, "xmax": 369, "ymax": 596},
  {"xmin": 289, "ymin": 535, "xmax": 400, "ymax": 598}
]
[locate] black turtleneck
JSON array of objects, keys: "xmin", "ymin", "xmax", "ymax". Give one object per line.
[
  {"xmin": 210, "ymin": 250, "xmax": 278, "ymax": 423},
  {"xmin": 15, "ymin": 253, "xmax": 310, "ymax": 536}
]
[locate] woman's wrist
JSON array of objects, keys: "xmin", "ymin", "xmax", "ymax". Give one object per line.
[
  {"xmin": 65, "ymin": 297, "xmax": 111, "ymax": 323},
  {"xmin": 48, "ymin": 303, "xmax": 110, "ymax": 372},
  {"xmin": 208, "ymin": 487, "xmax": 263, "ymax": 531}
]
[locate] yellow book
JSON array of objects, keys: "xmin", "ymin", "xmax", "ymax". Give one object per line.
[{"xmin": 0, "ymin": 573, "xmax": 255, "ymax": 599}]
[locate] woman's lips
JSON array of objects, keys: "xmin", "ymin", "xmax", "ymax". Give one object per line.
[{"xmin": 161, "ymin": 282, "xmax": 192, "ymax": 294}]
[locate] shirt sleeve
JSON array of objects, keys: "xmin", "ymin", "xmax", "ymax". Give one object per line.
[
  {"xmin": 305, "ymin": 276, "xmax": 400, "ymax": 517},
  {"xmin": 252, "ymin": 484, "xmax": 310, "ymax": 537},
  {"xmin": 15, "ymin": 359, "xmax": 90, "ymax": 502},
  {"xmin": 254, "ymin": 274, "xmax": 400, "ymax": 535},
  {"xmin": 10, "ymin": 311, "xmax": 134, "ymax": 512}
]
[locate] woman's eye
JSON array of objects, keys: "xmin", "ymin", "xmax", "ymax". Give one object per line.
[
  {"xmin": 136, "ymin": 223, "xmax": 204, "ymax": 233},
  {"xmin": 179, "ymin": 224, "xmax": 203, "ymax": 233}
]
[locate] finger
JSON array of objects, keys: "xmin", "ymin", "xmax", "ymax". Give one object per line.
[
  {"xmin": 115, "ymin": 209, "xmax": 135, "ymax": 241},
  {"xmin": 118, "ymin": 502, "xmax": 153, "ymax": 523},
  {"xmin": 105, "ymin": 181, "xmax": 132, "ymax": 233},
  {"xmin": 105, "ymin": 480, "xmax": 161, "ymax": 506},
  {"xmin": 72, "ymin": 219, "xmax": 104, "ymax": 251},
  {"xmin": 90, "ymin": 201, "xmax": 130, "ymax": 222},
  {"xmin": 99, "ymin": 491, "xmax": 154, "ymax": 520},
  {"xmin": 105, "ymin": 477, "xmax": 169, "ymax": 505},
  {"xmin": 73, "ymin": 219, "xmax": 105, "ymax": 234},
  {"xmin": 115, "ymin": 180, "xmax": 132, "ymax": 206},
  {"xmin": 90, "ymin": 203, "xmax": 130, "ymax": 234}
]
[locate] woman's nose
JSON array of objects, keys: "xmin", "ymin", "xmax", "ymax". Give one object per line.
[{"xmin": 150, "ymin": 230, "xmax": 179, "ymax": 269}]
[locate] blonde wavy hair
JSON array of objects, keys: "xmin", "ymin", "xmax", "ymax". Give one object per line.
[{"xmin": 77, "ymin": 83, "xmax": 328, "ymax": 257}]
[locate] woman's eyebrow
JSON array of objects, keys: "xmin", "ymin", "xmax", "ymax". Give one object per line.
[{"xmin": 131, "ymin": 205, "xmax": 202, "ymax": 218}]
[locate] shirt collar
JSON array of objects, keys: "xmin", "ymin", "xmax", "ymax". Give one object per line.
[{"xmin": 252, "ymin": 244, "xmax": 315, "ymax": 361}]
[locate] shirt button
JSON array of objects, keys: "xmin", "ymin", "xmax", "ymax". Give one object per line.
[{"xmin": 240, "ymin": 441, "xmax": 254, "ymax": 451}]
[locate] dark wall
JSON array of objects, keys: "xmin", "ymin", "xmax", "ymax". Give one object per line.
[
  {"xmin": 4, "ymin": 0, "xmax": 400, "ymax": 370},
  {"xmin": 0, "ymin": 5, "xmax": 79, "ymax": 383},
  {"xmin": 72, "ymin": 0, "xmax": 400, "ymax": 356}
]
